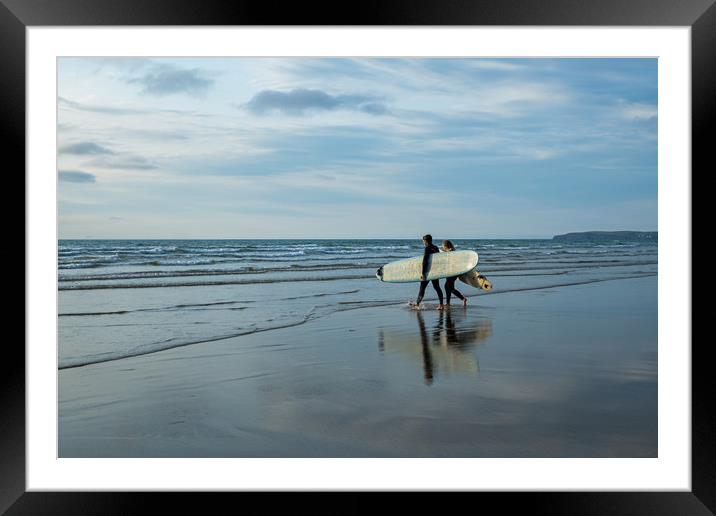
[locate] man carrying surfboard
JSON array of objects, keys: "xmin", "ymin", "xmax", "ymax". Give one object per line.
[{"xmin": 409, "ymin": 234, "xmax": 445, "ymax": 310}]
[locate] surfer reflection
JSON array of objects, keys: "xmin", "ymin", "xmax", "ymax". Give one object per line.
[
  {"xmin": 409, "ymin": 234, "xmax": 444, "ymax": 311},
  {"xmin": 441, "ymin": 240, "xmax": 468, "ymax": 307},
  {"xmin": 442, "ymin": 309, "xmax": 458, "ymax": 344},
  {"xmin": 416, "ymin": 311, "xmax": 434, "ymax": 385},
  {"xmin": 379, "ymin": 310, "xmax": 493, "ymax": 386}
]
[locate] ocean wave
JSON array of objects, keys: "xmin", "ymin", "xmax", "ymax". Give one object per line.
[
  {"xmin": 480, "ymin": 261, "xmax": 657, "ymax": 273},
  {"xmin": 59, "ymin": 263, "xmax": 108, "ymax": 270},
  {"xmin": 59, "ymin": 273, "xmax": 373, "ymax": 291},
  {"xmin": 57, "ymin": 241, "xmax": 657, "ymax": 274},
  {"xmin": 59, "ymin": 263, "xmax": 381, "ymax": 282}
]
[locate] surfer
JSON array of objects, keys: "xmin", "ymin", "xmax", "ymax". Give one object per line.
[
  {"xmin": 441, "ymin": 240, "xmax": 468, "ymax": 307},
  {"xmin": 410, "ymin": 234, "xmax": 444, "ymax": 310}
]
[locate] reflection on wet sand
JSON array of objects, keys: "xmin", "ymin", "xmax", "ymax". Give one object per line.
[{"xmin": 378, "ymin": 309, "xmax": 493, "ymax": 385}]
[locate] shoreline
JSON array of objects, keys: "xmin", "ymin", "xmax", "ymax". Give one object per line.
[{"xmin": 58, "ymin": 272, "xmax": 656, "ymax": 370}]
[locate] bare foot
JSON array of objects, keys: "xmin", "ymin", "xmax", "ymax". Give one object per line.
[
  {"xmin": 409, "ymin": 302, "xmax": 420, "ymax": 310},
  {"xmin": 437, "ymin": 304, "xmax": 445, "ymax": 311},
  {"xmin": 462, "ymin": 298, "xmax": 468, "ymax": 307}
]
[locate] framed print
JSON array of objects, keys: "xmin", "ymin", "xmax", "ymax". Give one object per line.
[{"xmin": 8, "ymin": 0, "xmax": 709, "ymax": 513}]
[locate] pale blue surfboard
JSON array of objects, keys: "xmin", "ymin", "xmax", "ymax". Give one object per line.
[{"xmin": 376, "ymin": 250, "xmax": 478, "ymax": 283}]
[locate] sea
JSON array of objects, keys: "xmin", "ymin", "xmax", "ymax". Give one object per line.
[{"xmin": 58, "ymin": 239, "xmax": 658, "ymax": 370}]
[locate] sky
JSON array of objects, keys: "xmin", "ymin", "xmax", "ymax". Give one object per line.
[{"xmin": 57, "ymin": 58, "xmax": 657, "ymax": 239}]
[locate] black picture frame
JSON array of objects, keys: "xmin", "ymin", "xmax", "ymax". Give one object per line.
[{"xmin": 7, "ymin": 0, "xmax": 707, "ymax": 513}]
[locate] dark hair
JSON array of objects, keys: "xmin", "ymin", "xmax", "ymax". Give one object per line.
[
  {"xmin": 422, "ymin": 234, "xmax": 433, "ymax": 243},
  {"xmin": 442, "ymin": 240, "xmax": 455, "ymax": 251}
]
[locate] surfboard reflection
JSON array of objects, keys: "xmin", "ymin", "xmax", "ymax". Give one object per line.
[{"xmin": 378, "ymin": 309, "xmax": 493, "ymax": 385}]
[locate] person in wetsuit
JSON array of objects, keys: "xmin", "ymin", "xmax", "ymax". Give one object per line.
[
  {"xmin": 441, "ymin": 239, "xmax": 467, "ymax": 307},
  {"xmin": 409, "ymin": 234, "xmax": 444, "ymax": 310}
]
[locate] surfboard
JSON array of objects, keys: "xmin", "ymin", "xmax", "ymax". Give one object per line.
[
  {"xmin": 376, "ymin": 250, "xmax": 478, "ymax": 283},
  {"xmin": 459, "ymin": 269, "xmax": 493, "ymax": 290}
]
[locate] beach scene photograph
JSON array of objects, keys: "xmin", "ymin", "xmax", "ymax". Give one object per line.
[{"xmin": 58, "ymin": 57, "xmax": 658, "ymax": 458}]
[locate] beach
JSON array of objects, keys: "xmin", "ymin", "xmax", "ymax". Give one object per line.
[{"xmin": 59, "ymin": 241, "xmax": 657, "ymax": 457}]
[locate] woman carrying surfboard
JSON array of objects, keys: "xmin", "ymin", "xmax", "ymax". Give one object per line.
[
  {"xmin": 409, "ymin": 234, "xmax": 445, "ymax": 310},
  {"xmin": 441, "ymin": 240, "xmax": 468, "ymax": 307}
]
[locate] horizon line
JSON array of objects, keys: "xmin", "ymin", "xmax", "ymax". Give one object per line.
[
  {"xmin": 58, "ymin": 236, "xmax": 557, "ymax": 240},
  {"xmin": 58, "ymin": 232, "xmax": 657, "ymax": 241}
]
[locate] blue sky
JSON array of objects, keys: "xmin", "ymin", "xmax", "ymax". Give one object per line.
[{"xmin": 57, "ymin": 58, "xmax": 657, "ymax": 239}]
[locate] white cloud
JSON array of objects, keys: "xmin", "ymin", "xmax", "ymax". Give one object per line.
[{"xmin": 619, "ymin": 101, "xmax": 657, "ymax": 120}]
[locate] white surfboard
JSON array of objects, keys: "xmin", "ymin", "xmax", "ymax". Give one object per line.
[
  {"xmin": 459, "ymin": 269, "xmax": 493, "ymax": 290},
  {"xmin": 376, "ymin": 250, "xmax": 478, "ymax": 283}
]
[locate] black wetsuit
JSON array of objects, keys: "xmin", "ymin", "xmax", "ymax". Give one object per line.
[
  {"xmin": 444, "ymin": 275, "xmax": 465, "ymax": 304},
  {"xmin": 415, "ymin": 244, "xmax": 443, "ymax": 305}
]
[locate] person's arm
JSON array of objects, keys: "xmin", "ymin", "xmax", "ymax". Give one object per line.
[{"xmin": 421, "ymin": 247, "xmax": 431, "ymax": 278}]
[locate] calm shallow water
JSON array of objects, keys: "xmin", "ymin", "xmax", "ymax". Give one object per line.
[{"xmin": 58, "ymin": 239, "xmax": 657, "ymax": 369}]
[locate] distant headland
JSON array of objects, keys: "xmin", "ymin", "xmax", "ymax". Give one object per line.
[{"xmin": 553, "ymin": 231, "xmax": 657, "ymax": 243}]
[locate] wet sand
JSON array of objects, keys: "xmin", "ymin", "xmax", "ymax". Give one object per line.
[{"xmin": 59, "ymin": 276, "xmax": 657, "ymax": 458}]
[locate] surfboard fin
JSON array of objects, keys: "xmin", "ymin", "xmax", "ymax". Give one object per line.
[{"xmin": 477, "ymin": 273, "xmax": 493, "ymax": 290}]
